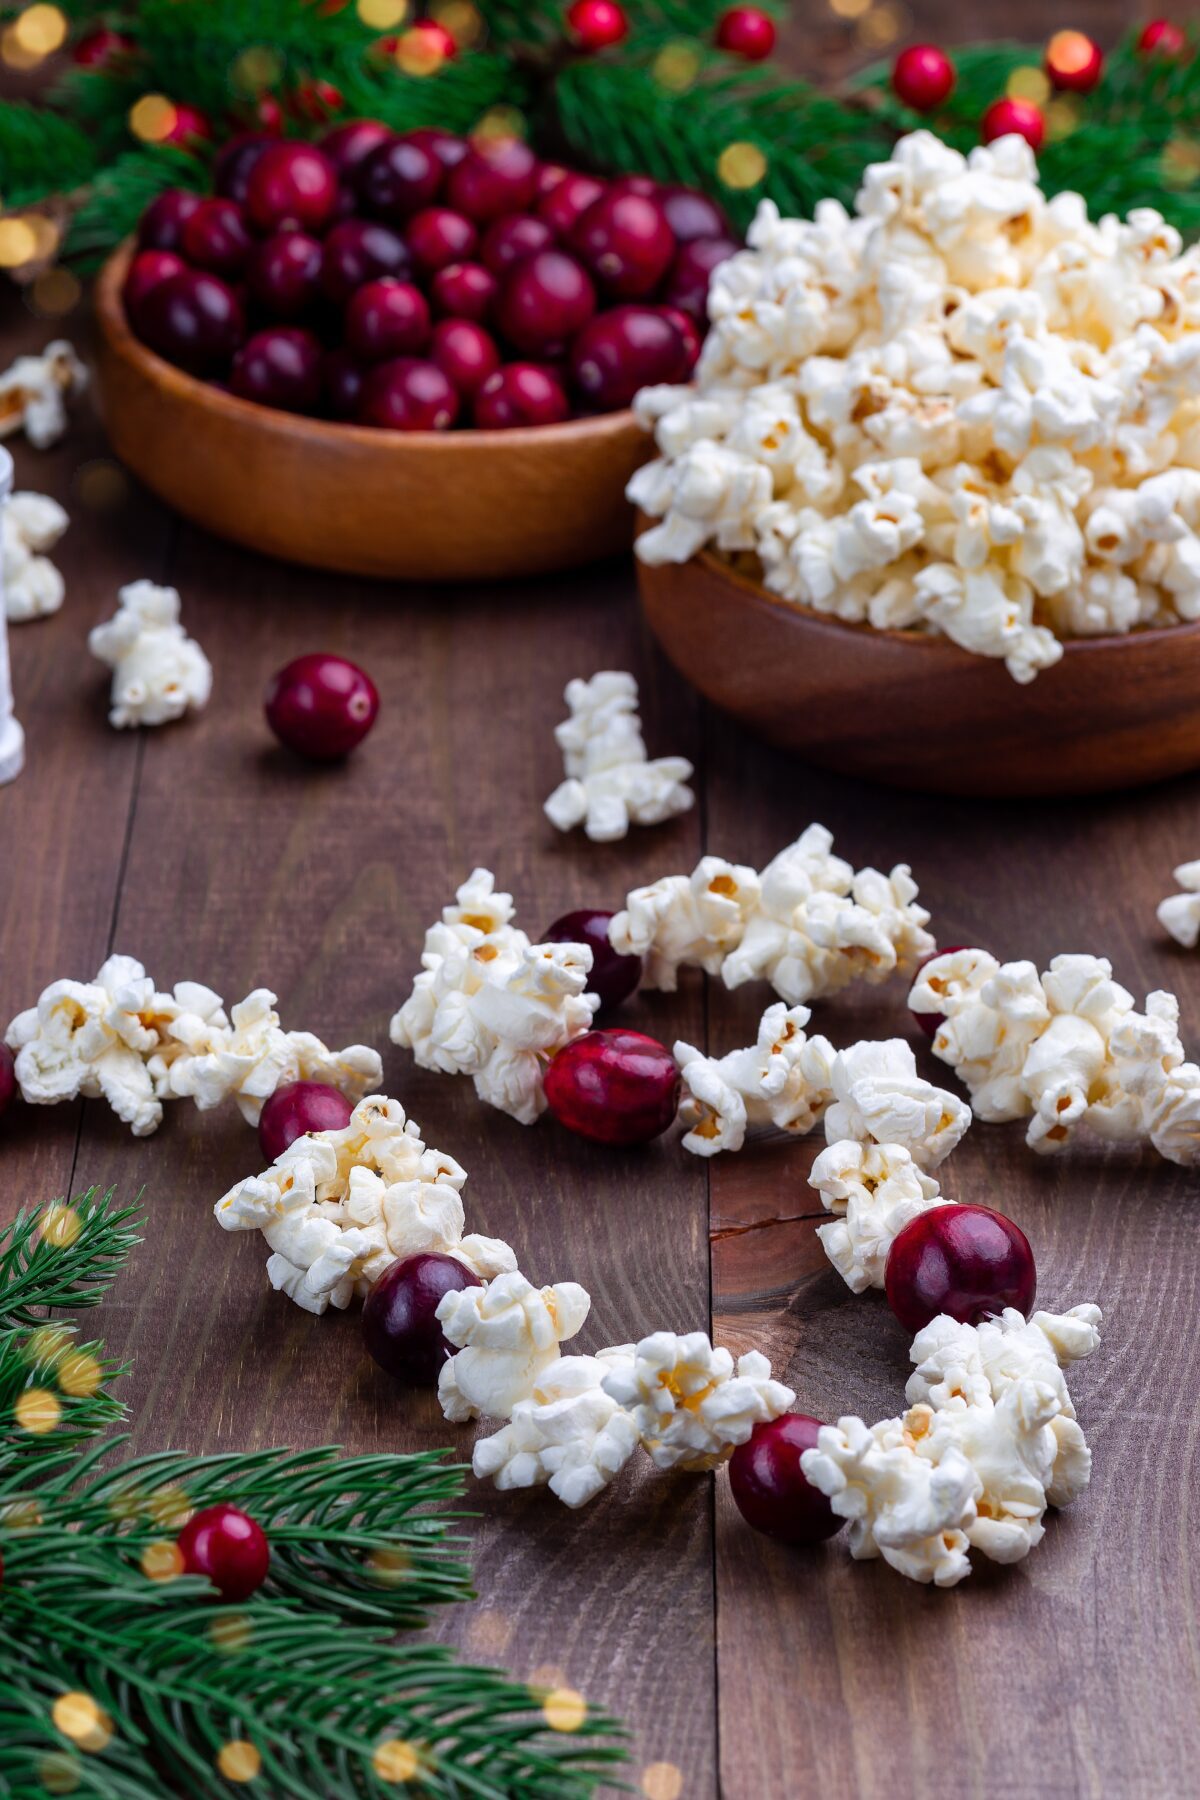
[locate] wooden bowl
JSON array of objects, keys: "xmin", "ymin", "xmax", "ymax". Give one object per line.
[
  {"xmin": 637, "ymin": 534, "xmax": 1200, "ymax": 797},
  {"xmin": 92, "ymin": 243, "xmax": 649, "ymax": 582}
]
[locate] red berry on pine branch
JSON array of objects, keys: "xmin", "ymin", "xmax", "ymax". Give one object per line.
[
  {"xmin": 264, "ymin": 654, "xmax": 380, "ymax": 760},
  {"xmin": 566, "ymin": 0, "xmax": 629, "ymax": 51},
  {"xmin": 885, "ymin": 1205, "xmax": 1037, "ymax": 1335},
  {"xmin": 892, "ymin": 43, "xmax": 956, "ymax": 112},
  {"xmin": 258, "ymin": 1080, "xmax": 353, "ymax": 1162},
  {"xmin": 544, "ymin": 1029, "xmax": 681, "ymax": 1146},
  {"xmin": 0, "ymin": 1043, "xmax": 16, "ymax": 1120},
  {"xmin": 161, "ymin": 103, "xmax": 213, "ymax": 149},
  {"xmin": 1045, "ymin": 30, "xmax": 1104, "ymax": 94},
  {"xmin": 1138, "ymin": 19, "xmax": 1186, "ymax": 58},
  {"xmin": 728, "ymin": 1415, "xmax": 843, "ymax": 1545},
  {"xmin": 981, "ymin": 96, "xmax": 1045, "ymax": 151},
  {"xmin": 363, "ymin": 1252, "xmax": 475, "ymax": 1383},
  {"xmin": 715, "ymin": 7, "xmax": 777, "ymax": 62},
  {"xmin": 178, "ymin": 1504, "xmax": 270, "ymax": 1601},
  {"xmin": 542, "ymin": 910, "xmax": 642, "ymax": 1012},
  {"xmin": 72, "ymin": 26, "xmax": 133, "ymax": 67}
]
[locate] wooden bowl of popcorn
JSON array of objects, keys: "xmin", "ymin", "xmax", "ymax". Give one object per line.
[{"xmin": 92, "ymin": 243, "xmax": 648, "ymax": 583}]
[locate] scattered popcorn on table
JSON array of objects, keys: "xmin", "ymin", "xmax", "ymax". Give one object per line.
[
  {"xmin": 3, "ymin": 492, "xmax": 68, "ymax": 622},
  {"xmin": 675, "ymin": 1002, "xmax": 834, "ymax": 1156},
  {"xmin": 630, "ymin": 131, "xmax": 1200, "ymax": 681},
  {"xmin": 88, "ymin": 580, "xmax": 212, "ymax": 729},
  {"xmin": 543, "ymin": 670, "xmax": 694, "ymax": 843},
  {"xmin": 0, "ymin": 340, "xmax": 86, "ymax": 448},
  {"xmin": 1157, "ymin": 861, "xmax": 1200, "ymax": 949}
]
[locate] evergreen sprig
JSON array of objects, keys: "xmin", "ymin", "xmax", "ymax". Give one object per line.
[{"xmin": 0, "ymin": 1187, "xmax": 141, "ymax": 1326}]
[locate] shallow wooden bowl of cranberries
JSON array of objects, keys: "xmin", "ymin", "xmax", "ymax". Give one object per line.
[{"xmin": 93, "ymin": 125, "xmax": 738, "ymax": 583}]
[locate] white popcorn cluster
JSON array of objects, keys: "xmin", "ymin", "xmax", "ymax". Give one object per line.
[
  {"xmin": 3, "ymin": 492, "xmax": 68, "ymax": 623},
  {"xmin": 910, "ymin": 947, "xmax": 1200, "ymax": 1163},
  {"xmin": 630, "ymin": 130, "xmax": 1200, "ymax": 682},
  {"xmin": 610, "ymin": 822, "xmax": 934, "ymax": 1001},
  {"xmin": 675, "ymin": 1002, "xmax": 834, "ymax": 1156},
  {"xmin": 215, "ymin": 1095, "xmax": 514, "ymax": 1315},
  {"xmin": 801, "ymin": 1302, "xmax": 1102, "ymax": 1585},
  {"xmin": 389, "ymin": 868, "xmax": 598, "ymax": 1124},
  {"xmin": 5, "ymin": 954, "xmax": 381, "ymax": 1136},
  {"xmin": 0, "ymin": 341, "xmax": 86, "ymax": 448},
  {"xmin": 88, "ymin": 580, "xmax": 212, "ymax": 729},
  {"xmin": 1158, "ymin": 861, "xmax": 1200, "ymax": 949},
  {"xmin": 543, "ymin": 670, "xmax": 694, "ymax": 843}
]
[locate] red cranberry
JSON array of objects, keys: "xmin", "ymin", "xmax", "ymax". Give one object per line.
[
  {"xmin": 231, "ymin": 327, "xmax": 323, "ymax": 413},
  {"xmin": 566, "ymin": 0, "xmax": 629, "ymax": 49},
  {"xmin": 72, "ymin": 25, "xmax": 133, "ymax": 66},
  {"xmin": 162, "ymin": 103, "xmax": 212, "ymax": 149},
  {"xmin": 251, "ymin": 94, "xmax": 285, "ymax": 135},
  {"xmin": 659, "ymin": 185, "xmax": 732, "ymax": 245},
  {"xmin": 246, "ymin": 231, "xmax": 323, "ymax": 319},
  {"xmin": 357, "ymin": 137, "xmax": 442, "ymax": 220},
  {"xmin": 265, "ymin": 653, "xmax": 380, "ymax": 759},
  {"xmin": 346, "ymin": 279, "xmax": 430, "ymax": 361},
  {"xmin": 177, "ymin": 1504, "xmax": 269, "ymax": 1601},
  {"xmin": 319, "ymin": 118, "xmax": 393, "ymax": 175},
  {"xmin": 885, "ymin": 1205, "xmax": 1037, "ymax": 1335},
  {"xmin": 543, "ymin": 909, "xmax": 641, "ymax": 1012},
  {"xmin": 1139, "ymin": 18, "xmax": 1186, "ymax": 57},
  {"xmin": 908, "ymin": 946, "xmax": 978, "ymax": 1040},
  {"xmin": 407, "ymin": 207, "xmax": 478, "ymax": 274},
  {"xmin": 480, "ymin": 212, "xmax": 554, "ymax": 275},
  {"xmin": 258, "ymin": 1079, "xmax": 352, "ymax": 1162},
  {"xmin": 661, "ymin": 305, "xmax": 702, "ymax": 376},
  {"xmin": 137, "ymin": 189, "xmax": 202, "ymax": 253},
  {"xmin": 246, "ymin": 142, "xmax": 339, "ymax": 233},
  {"xmin": 715, "ymin": 5, "xmax": 777, "ymax": 60},
  {"xmin": 323, "ymin": 348, "xmax": 365, "ymax": 419},
  {"xmin": 123, "ymin": 250, "xmax": 185, "ymax": 329},
  {"xmin": 662, "ymin": 235, "xmax": 739, "ymax": 321},
  {"xmin": 289, "ymin": 78, "xmax": 345, "ymax": 124},
  {"xmin": 404, "ymin": 127, "xmax": 469, "ymax": 171},
  {"xmin": 136, "ymin": 269, "xmax": 244, "ymax": 376},
  {"xmin": 181, "ymin": 198, "xmax": 253, "ymax": 279},
  {"xmin": 537, "ymin": 162, "xmax": 569, "ymax": 199},
  {"xmin": 0, "ymin": 1043, "xmax": 15, "ymax": 1119},
  {"xmin": 431, "ymin": 259, "xmax": 497, "ymax": 321},
  {"xmin": 431, "ymin": 319, "xmax": 500, "ymax": 397},
  {"xmin": 570, "ymin": 305, "xmax": 683, "ymax": 410},
  {"xmin": 728, "ymin": 1415, "xmax": 843, "ymax": 1545},
  {"xmin": 544, "ymin": 1029, "xmax": 680, "ymax": 1146},
  {"xmin": 213, "ymin": 135, "xmax": 274, "ymax": 206},
  {"xmin": 981, "ymin": 97, "xmax": 1046, "ymax": 151},
  {"xmin": 358, "ymin": 357, "xmax": 459, "ymax": 431},
  {"xmin": 474, "ymin": 363, "xmax": 569, "ymax": 429},
  {"xmin": 320, "ymin": 219, "xmax": 410, "ymax": 306},
  {"xmin": 495, "ymin": 249, "xmax": 595, "ymax": 354},
  {"xmin": 893, "ymin": 43, "xmax": 957, "ymax": 112},
  {"xmin": 363, "ymin": 1252, "xmax": 476, "ymax": 1384},
  {"xmin": 447, "ymin": 137, "xmax": 539, "ymax": 222},
  {"xmin": 570, "ymin": 192, "xmax": 675, "ymax": 299},
  {"xmin": 537, "ymin": 172, "xmax": 606, "ymax": 238}
]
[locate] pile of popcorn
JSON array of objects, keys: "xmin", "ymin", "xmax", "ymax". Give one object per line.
[
  {"xmin": 543, "ymin": 670, "xmax": 694, "ymax": 844},
  {"xmin": 630, "ymin": 130, "xmax": 1200, "ymax": 684},
  {"xmin": 5, "ymin": 954, "xmax": 381, "ymax": 1137},
  {"xmin": 910, "ymin": 947, "xmax": 1200, "ymax": 1165}
]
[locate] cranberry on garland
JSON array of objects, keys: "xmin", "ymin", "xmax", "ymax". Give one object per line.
[
  {"xmin": 728, "ymin": 1415, "xmax": 843, "ymax": 1545},
  {"xmin": 980, "ymin": 96, "xmax": 1046, "ymax": 151},
  {"xmin": 1045, "ymin": 30, "xmax": 1104, "ymax": 94},
  {"xmin": 1137, "ymin": 19, "xmax": 1186, "ymax": 58},
  {"xmin": 259, "ymin": 1080, "xmax": 353, "ymax": 1161},
  {"xmin": 892, "ymin": 43, "xmax": 956, "ymax": 112},
  {"xmin": 544, "ymin": 1028, "xmax": 680, "ymax": 1146},
  {"xmin": 542, "ymin": 909, "xmax": 642, "ymax": 1012},
  {"xmin": 565, "ymin": 0, "xmax": 629, "ymax": 51},
  {"xmin": 160, "ymin": 102, "xmax": 213, "ymax": 149},
  {"xmin": 885, "ymin": 1204, "xmax": 1036, "ymax": 1334},
  {"xmin": 362, "ymin": 1252, "xmax": 475, "ymax": 1383},
  {"xmin": 265, "ymin": 653, "xmax": 380, "ymax": 761},
  {"xmin": 715, "ymin": 7, "xmax": 777, "ymax": 62},
  {"xmin": 177, "ymin": 1504, "xmax": 270, "ymax": 1601}
]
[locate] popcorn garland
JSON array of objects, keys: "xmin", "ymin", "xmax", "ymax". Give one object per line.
[
  {"xmin": 88, "ymin": 580, "xmax": 212, "ymax": 730},
  {"xmin": 630, "ymin": 131, "xmax": 1200, "ymax": 684},
  {"xmin": 0, "ymin": 340, "xmax": 86, "ymax": 449},
  {"xmin": 543, "ymin": 670, "xmax": 694, "ymax": 844},
  {"xmin": 4, "ymin": 954, "xmax": 382, "ymax": 1137},
  {"xmin": 1158, "ymin": 862, "xmax": 1200, "ymax": 949},
  {"xmin": 4, "ymin": 491, "xmax": 68, "ymax": 623}
]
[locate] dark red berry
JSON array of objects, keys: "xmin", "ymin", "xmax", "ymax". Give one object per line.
[
  {"xmin": 662, "ymin": 235, "xmax": 739, "ymax": 321},
  {"xmin": 137, "ymin": 189, "xmax": 203, "ymax": 254},
  {"xmin": 892, "ymin": 44, "xmax": 957, "ymax": 112},
  {"xmin": 430, "ymin": 318, "xmax": 500, "ymax": 397},
  {"xmin": 320, "ymin": 218, "xmax": 410, "ymax": 306},
  {"xmin": 473, "ymin": 363, "xmax": 569, "ymax": 429},
  {"xmin": 407, "ymin": 207, "xmax": 478, "ymax": 274},
  {"xmin": 136, "ymin": 269, "xmax": 244, "ymax": 376},
  {"xmin": 265, "ymin": 653, "xmax": 380, "ymax": 760},
  {"xmin": 715, "ymin": 6, "xmax": 777, "ymax": 60},
  {"xmin": 230, "ymin": 327, "xmax": 323, "ymax": 413},
  {"xmin": 569, "ymin": 305, "xmax": 684, "ymax": 410},
  {"xmin": 123, "ymin": 250, "xmax": 185, "ymax": 329},
  {"xmin": 213, "ymin": 135, "xmax": 275, "ymax": 207},
  {"xmin": 358, "ymin": 357, "xmax": 459, "ymax": 431},
  {"xmin": 258, "ymin": 1079, "xmax": 353, "ymax": 1162},
  {"xmin": 177, "ymin": 1504, "xmax": 270, "ymax": 1601},
  {"xmin": 345, "ymin": 278, "xmax": 430, "ymax": 361},
  {"xmin": 543, "ymin": 1029, "xmax": 680, "ymax": 1146},
  {"xmin": 319, "ymin": 118, "xmax": 393, "ymax": 176},
  {"xmin": 323, "ymin": 347, "xmax": 365, "ymax": 419},
  {"xmin": 569, "ymin": 191, "xmax": 675, "ymax": 298},
  {"xmin": 480, "ymin": 212, "xmax": 554, "ymax": 275},
  {"xmin": 543, "ymin": 909, "xmax": 641, "ymax": 1012},
  {"xmin": 362, "ymin": 1252, "xmax": 476, "ymax": 1384},
  {"xmin": 356, "ymin": 136, "xmax": 442, "ymax": 221},
  {"xmin": 246, "ymin": 142, "xmax": 340, "ymax": 233},
  {"xmin": 566, "ymin": 0, "xmax": 629, "ymax": 50},
  {"xmin": 404, "ymin": 127, "xmax": 469, "ymax": 171},
  {"xmin": 431, "ymin": 260, "xmax": 498, "ymax": 321},
  {"xmin": 494, "ymin": 249, "xmax": 595, "ymax": 354},
  {"xmin": 661, "ymin": 304, "xmax": 702, "ymax": 376},
  {"xmin": 659, "ymin": 185, "xmax": 731, "ymax": 245},
  {"xmin": 246, "ymin": 231, "xmax": 323, "ymax": 319},
  {"xmin": 181, "ymin": 198, "xmax": 253, "ymax": 279},
  {"xmin": 537, "ymin": 171, "xmax": 606, "ymax": 238},
  {"xmin": 446, "ymin": 137, "xmax": 539, "ymax": 222},
  {"xmin": 885, "ymin": 1205, "xmax": 1037, "ymax": 1335},
  {"xmin": 728, "ymin": 1415, "xmax": 843, "ymax": 1545},
  {"xmin": 72, "ymin": 25, "xmax": 133, "ymax": 66},
  {"xmin": 161, "ymin": 103, "xmax": 212, "ymax": 149}
]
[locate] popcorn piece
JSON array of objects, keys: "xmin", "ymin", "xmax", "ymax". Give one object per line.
[
  {"xmin": 88, "ymin": 580, "xmax": 212, "ymax": 729},
  {"xmin": 674, "ymin": 1001, "xmax": 834, "ymax": 1156},
  {"xmin": 0, "ymin": 340, "xmax": 86, "ymax": 448},
  {"xmin": 599, "ymin": 1331, "xmax": 794, "ymax": 1472},
  {"xmin": 214, "ymin": 1094, "xmax": 505, "ymax": 1315},
  {"xmin": 909, "ymin": 1384, "xmax": 1063, "ymax": 1565},
  {"xmin": 810, "ymin": 1138, "xmax": 948, "ymax": 1292},
  {"xmin": 3, "ymin": 491, "xmax": 68, "ymax": 622},
  {"xmin": 608, "ymin": 855, "xmax": 760, "ymax": 992},
  {"xmin": 471, "ymin": 1351, "xmax": 641, "ymax": 1508},
  {"xmin": 436, "ymin": 1272, "xmax": 591, "ymax": 1422},
  {"xmin": 544, "ymin": 670, "xmax": 694, "ymax": 843},
  {"xmin": 823, "ymin": 1037, "xmax": 971, "ymax": 1169},
  {"xmin": 1158, "ymin": 860, "xmax": 1200, "ymax": 949}
]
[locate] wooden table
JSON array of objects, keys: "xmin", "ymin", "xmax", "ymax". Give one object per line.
[{"xmin": 4, "ymin": 14, "xmax": 1197, "ymax": 1793}]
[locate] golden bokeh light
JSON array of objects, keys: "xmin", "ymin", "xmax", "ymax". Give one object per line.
[
  {"xmin": 472, "ymin": 105, "xmax": 525, "ymax": 144},
  {"xmin": 367, "ymin": 1545, "xmax": 411, "ymax": 1586},
  {"xmin": 653, "ymin": 40, "xmax": 702, "ymax": 93},
  {"xmin": 217, "ymin": 1740, "xmax": 262, "ymax": 1782},
  {"xmin": 828, "ymin": 0, "xmax": 871, "ymax": 19},
  {"xmin": 145, "ymin": 1483, "xmax": 191, "ymax": 1528},
  {"xmin": 431, "ymin": 0, "xmax": 481, "ymax": 48},
  {"xmin": 1045, "ymin": 96, "xmax": 1083, "ymax": 141},
  {"xmin": 0, "ymin": 219, "xmax": 39, "ymax": 270},
  {"xmin": 527, "ymin": 1663, "xmax": 567, "ymax": 1693},
  {"xmin": 128, "ymin": 94, "xmax": 178, "ymax": 144},
  {"xmin": 141, "ymin": 1539, "xmax": 185, "ymax": 1582},
  {"xmin": 394, "ymin": 24, "xmax": 445, "ymax": 76},
  {"xmin": 857, "ymin": 2, "xmax": 908, "ymax": 49},
  {"xmin": 231, "ymin": 46, "xmax": 282, "ymax": 96},
  {"xmin": 641, "ymin": 1764, "xmax": 684, "ymax": 1800},
  {"xmin": 14, "ymin": 3, "xmax": 67, "ymax": 56},
  {"xmin": 717, "ymin": 141, "xmax": 767, "ymax": 189},
  {"xmin": 541, "ymin": 1687, "xmax": 587, "ymax": 1733},
  {"xmin": 358, "ymin": 0, "xmax": 408, "ymax": 26},
  {"xmin": 1, "ymin": 21, "xmax": 43, "ymax": 67},
  {"xmin": 209, "ymin": 1613, "xmax": 254, "ymax": 1655},
  {"xmin": 75, "ymin": 460, "xmax": 129, "ymax": 511},
  {"xmin": 1007, "ymin": 65, "xmax": 1051, "ymax": 105},
  {"xmin": 15, "ymin": 1387, "xmax": 61, "ymax": 1433},
  {"xmin": 372, "ymin": 1738, "xmax": 422, "ymax": 1781},
  {"xmin": 57, "ymin": 1351, "xmax": 102, "ymax": 1398},
  {"xmin": 30, "ymin": 266, "xmax": 81, "ymax": 318},
  {"xmin": 465, "ymin": 1608, "xmax": 513, "ymax": 1656},
  {"xmin": 38, "ymin": 1752, "xmax": 81, "ymax": 1795},
  {"xmin": 26, "ymin": 1324, "xmax": 70, "ymax": 1367},
  {"xmin": 52, "ymin": 1693, "xmax": 114, "ymax": 1754},
  {"xmin": 1163, "ymin": 135, "xmax": 1200, "ymax": 188},
  {"xmin": 40, "ymin": 1204, "xmax": 83, "ymax": 1249}
]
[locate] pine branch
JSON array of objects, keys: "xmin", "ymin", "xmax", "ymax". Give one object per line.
[
  {"xmin": 335, "ymin": 52, "xmax": 532, "ymax": 138},
  {"xmin": 64, "ymin": 146, "xmax": 209, "ymax": 268},
  {"xmin": 0, "ymin": 1190, "xmax": 141, "ymax": 1328},
  {"xmin": 0, "ymin": 100, "xmax": 99, "ymax": 208}
]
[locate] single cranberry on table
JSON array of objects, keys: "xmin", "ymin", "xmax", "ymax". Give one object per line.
[
  {"xmin": 566, "ymin": 0, "xmax": 629, "ymax": 50},
  {"xmin": 480, "ymin": 213, "xmax": 554, "ymax": 275},
  {"xmin": 885, "ymin": 1204, "xmax": 1037, "ymax": 1335},
  {"xmin": 137, "ymin": 188, "xmax": 203, "ymax": 254},
  {"xmin": 447, "ymin": 137, "xmax": 539, "ymax": 222},
  {"xmin": 537, "ymin": 171, "xmax": 605, "ymax": 238},
  {"xmin": 0, "ymin": 1043, "xmax": 16, "ymax": 1120},
  {"xmin": 258, "ymin": 1080, "xmax": 352, "ymax": 1162},
  {"xmin": 544, "ymin": 1028, "xmax": 680, "ymax": 1146},
  {"xmin": 571, "ymin": 305, "xmax": 685, "ymax": 411},
  {"xmin": 569, "ymin": 191, "xmax": 675, "ymax": 299},
  {"xmin": 177, "ymin": 1504, "xmax": 270, "ymax": 1601},
  {"xmin": 715, "ymin": 6, "xmax": 777, "ymax": 60},
  {"xmin": 662, "ymin": 235, "xmax": 739, "ymax": 320},
  {"xmin": 892, "ymin": 44, "xmax": 957, "ymax": 112},
  {"xmin": 363, "ymin": 1252, "xmax": 476, "ymax": 1384},
  {"xmin": 358, "ymin": 357, "xmax": 459, "ymax": 431},
  {"xmin": 323, "ymin": 347, "xmax": 365, "ymax": 419},
  {"xmin": 246, "ymin": 231, "xmax": 324, "ymax": 319},
  {"xmin": 71, "ymin": 25, "xmax": 133, "ymax": 65},
  {"xmin": 474, "ymin": 362, "xmax": 570, "ymax": 429},
  {"xmin": 180, "ymin": 198, "xmax": 253, "ymax": 279},
  {"xmin": 123, "ymin": 250, "xmax": 185, "ymax": 328},
  {"xmin": 319, "ymin": 117, "xmax": 394, "ymax": 177},
  {"xmin": 346, "ymin": 278, "xmax": 431, "ymax": 360},
  {"xmin": 136, "ymin": 269, "xmax": 244, "ymax": 376},
  {"xmin": 407, "ymin": 207, "xmax": 478, "ymax": 274},
  {"xmin": 265, "ymin": 653, "xmax": 380, "ymax": 760},
  {"xmin": 357, "ymin": 136, "xmax": 443, "ymax": 221},
  {"xmin": 247, "ymin": 142, "xmax": 340, "ymax": 233},
  {"xmin": 231, "ymin": 327, "xmax": 323, "ymax": 413},
  {"xmin": 431, "ymin": 259, "xmax": 498, "ymax": 322},
  {"xmin": 542, "ymin": 909, "xmax": 641, "ymax": 1012},
  {"xmin": 431, "ymin": 318, "xmax": 500, "ymax": 397},
  {"xmin": 320, "ymin": 218, "xmax": 410, "ymax": 306},
  {"xmin": 908, "ymin": 945, "xmax": 979, "ymax": 1040},
  {"xmin": 728, "ymin": 1415, "xmax": 843, "ymax": 1545},
  {"xmin": 495, "ymin": 249, "xmax": 596, "ymax": 354},
  {"xmin": 213, "ymin": 134, "xmax": 275, "ymax": 206},
  {"xmin": 659, "ymin": 185, "xmax": 731, "ymax": 245}
]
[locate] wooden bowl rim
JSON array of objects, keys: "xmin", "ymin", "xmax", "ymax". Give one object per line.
[
  {"xmin": 635, "ymin": 520, "xmax": 1200, "ymax": 663},
  {"xmin": 96, "ymin": 240, "xmax": 641, "ymax": 454}
]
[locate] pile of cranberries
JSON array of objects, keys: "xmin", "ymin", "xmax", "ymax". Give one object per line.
[{"xmin": 124, "ymin": 126, "xmax": 739, "ymax": 430}]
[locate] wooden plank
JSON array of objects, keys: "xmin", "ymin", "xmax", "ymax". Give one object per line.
[
  {"xmin": 62, "ymin": 522, "xmax": 719, "ymax": 1792},
  {"xmin": 707, "ymin": 727, "xmax": 1200, "ymax": 1800}
]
